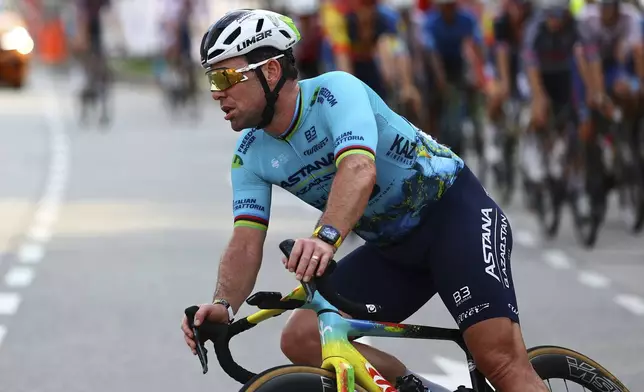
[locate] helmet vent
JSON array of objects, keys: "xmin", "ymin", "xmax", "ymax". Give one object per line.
[
  {"xmin": 223, "ymin": 27, "xmax": 242, "ymax": 45},
  {"xmin": 208, "ymin": 49, "xmax": 225, "ymax": 61},
  {"xmin": 279, "ymin": 29, "xmax": 291, "ymax": 39},
  {"xmin": 255, "ymin": 19, "xmax": 264, "ymax": 32}
]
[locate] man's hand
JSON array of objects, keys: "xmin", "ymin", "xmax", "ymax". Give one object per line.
[
  {"xmin": 283, "ymin": 238, "xmax": 335, "ymax": 282},
  {"xmin": 181, "ymin": 303, "xmax": 230, "ymax": 355}
]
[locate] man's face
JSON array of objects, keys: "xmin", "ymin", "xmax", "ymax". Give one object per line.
[
  {"xmin": 600, "ymin": 3, "xmax": 618, "ymax": 26},
  {"xmin": 209, "ymin": 57, "xmax": 266, "ymax": 132},
  {"xmin": 544, "ymin": 8, "xmax": 567, "ymax": 31},
  {"xmin": 439, "ymin": 2, "xmax": 458, "ymax": 21}
]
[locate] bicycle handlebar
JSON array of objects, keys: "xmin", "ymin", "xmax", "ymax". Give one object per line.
[
  {"xmin": 184, "ymin": 238, "xmax": 383, "ymax": 384},
  {"xmin": 184, "ymin": 306, "xmax": 257, "ymax": 383},
  {"xmin": 278, "ymin": 239, "xmax": 382, "ymax": 319}
]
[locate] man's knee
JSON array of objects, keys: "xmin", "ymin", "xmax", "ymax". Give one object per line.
[
  {"xmin": 280, "ymin": 309, "xmax": 321, "ymax": 366},
  {"xmin": 464, "ymin": 318, "xmax": 533, "ymax": 387}
]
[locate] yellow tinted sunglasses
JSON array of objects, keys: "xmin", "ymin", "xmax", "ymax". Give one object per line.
[{"xmin": 207, "ymin": 54, "xmax": 285, "ymax": 92}]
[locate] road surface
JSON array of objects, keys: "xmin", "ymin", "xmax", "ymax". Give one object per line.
[{"xmin": 0, "ymin": 68, "xmax": 642, "ymax": 391}]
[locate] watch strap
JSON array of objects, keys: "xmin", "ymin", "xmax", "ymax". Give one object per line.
[{"xmin": 212, "ymin": 298, "xmax": 235, "ymax": 323}]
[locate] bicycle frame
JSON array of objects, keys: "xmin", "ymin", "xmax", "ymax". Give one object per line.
[{"xmin": 245, "ymin": 284, "xmax": 494, "ymax": 392}]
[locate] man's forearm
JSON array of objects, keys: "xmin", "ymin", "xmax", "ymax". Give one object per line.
[
  {"xmin": 633, "ymin": 46, "xmax": 644, "ymax": 84},
  {"xmin": 526, "ymin": 67, "xmax": 546, "ymax": 100},
  {"xmin": 318, "ymin": 156, "xmax": 376, "ymax": 239},
  {"xmin": 496, "ymin": 49, "xmax": 511, "ymax": 92},
  {"xmin": 587, "ymin": 60, "xmax": 605, "ymax": 96},
  {"xmin": 428, "ymin": 52, "xmax": 446, "ymax": 83},
  {"xmin": 213, "ymin": 235, "xmax": 263, "ymax": 313}
]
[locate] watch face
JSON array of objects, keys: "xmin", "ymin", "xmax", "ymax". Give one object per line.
[{"xmin": 321, "ymin": 225, "xmax": 339, "ymax": 242}]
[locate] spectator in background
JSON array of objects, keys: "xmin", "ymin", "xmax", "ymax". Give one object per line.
[{"xmin": 290, "ymin": 0, "xmax": 324, "ymax": 79}]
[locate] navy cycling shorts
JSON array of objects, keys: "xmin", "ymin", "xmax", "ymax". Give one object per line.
[{"xmin": 332, "ymin": 166, "xmax": 520, "ymax": 331}]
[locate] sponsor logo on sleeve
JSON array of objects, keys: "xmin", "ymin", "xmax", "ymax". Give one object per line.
[
  {"xmin": 333, "ymin": 131, "xmax": 365, "ymax": 147},
  {"xmin": 233, "ymin": 198, "xmax": 265, "ymax": 212},
  {"xmin": 231, "ymin": 154, "xmax": 243, "ymax": 169}
]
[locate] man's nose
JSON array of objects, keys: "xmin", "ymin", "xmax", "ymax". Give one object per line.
[{"xmin": 211, "ymin": 91, "xmax": 226, "ymax": 100}]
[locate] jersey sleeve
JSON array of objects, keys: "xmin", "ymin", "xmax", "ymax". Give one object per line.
[
  {"xmin": 320, "ymin": 72, "xmax": 378, "ymax": 167},
  {"xmin": 465, "ymin": 12, "xmax": 484, "ymax": 45},
  {"xmin": 624, "ymin": 7, "xmax": 643, "ymax": 49},
  {"xmin": 231, "ymin": 153, "xmax": 272, "ymax": 231},
  {"xmin": 421, "ymin": 13, "xmax": 438, "ymax": 51},
  {"xmin": 577, "ymin": 18, "xmax": 599, "ymax": 62}
]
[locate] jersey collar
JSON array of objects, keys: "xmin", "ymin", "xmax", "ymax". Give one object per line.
[{"xmin": 277, "ymin": 86, "xmax": 304, "ymax": 141}]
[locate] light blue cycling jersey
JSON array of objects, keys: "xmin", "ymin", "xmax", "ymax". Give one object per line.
[{"xmin": 231, "ymin": 71, "xmax": 464, "ymax": 245}]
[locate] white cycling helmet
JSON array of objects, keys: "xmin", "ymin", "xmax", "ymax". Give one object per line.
[
  {"xmin": 200, "ymin": 9, "xmax": 302, "ymax": 130},
  {"xmin": 200, "ymin": 9, "xmax": 301, "ymax": 69}
]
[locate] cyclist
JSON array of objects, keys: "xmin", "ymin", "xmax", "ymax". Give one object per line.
[
  {"xmin": 421, "ymin": 0, "xmax": 486, "ymax": 158},
  {"xmin": 520, "ymin": 0, "xmax": 594, "ymax": 196},
  {"xmin": 71, "ymin": 0, "xmax": 114, "ymax": 125},
  {"xmin": 158, "ymin": 0, "xmax": 206, "ymax": 112},
  {"xmin": 485, "ymin": 0, "xmax": 534, "ymax": 178},
  {"xmin": 181, "ymin": 8, "xmax": 549, "ymax": 392},
  {"xmin": 574, "ymin": 0, "xmax": 643, "ymax": 136}
]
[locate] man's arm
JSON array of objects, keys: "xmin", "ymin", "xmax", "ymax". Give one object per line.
[
  {"xmin": 521, "ymin": 21, "xmax": 547, "ymax": 101},
  {"xmin": 219, "ymin": 144, "xmax": 272, "ymax": 312},
  {"xmin": 317, "ymin": 155, "xmax": 376, "ymax": 239},
  {"xmin": 493, "ymin": 19, "xmax": 511, "ymax": 93},
  {"xmin": 213, "ymin": 227, "xmax": 266, "ymax": 313},
  {"xmin": 318, "ymin": 72, "xmax": 379, "ymax": 239}
]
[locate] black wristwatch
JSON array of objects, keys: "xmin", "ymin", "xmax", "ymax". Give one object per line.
[
  {"xmin": 313, "ymin": 224, "xmax": 343, "ymax": 249},
  {"xmin": 212, "ymin": 298, "xmax": 235, "ymax": 324}
]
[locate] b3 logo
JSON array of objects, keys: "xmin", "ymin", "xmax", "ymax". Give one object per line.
[
  {"xmin": 305, "ymin": 126, "xmax": 317, "ymax": 143},
  {"xmin": 453, "ymin": 286, "xmax": 472, "ymax": 307}
]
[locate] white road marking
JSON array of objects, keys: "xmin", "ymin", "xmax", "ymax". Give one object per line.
[
  {"xmin": 578, "ymin": 271, "xmax": 611, "ymax": 289},
  {"xmin": 542, "ymin": 249, "xmax": 572, "ymax": 270},
  {"xmin": 5, "ymin": 267, "xmax": 35, "ymax": 287},
  {"xmin": 614, "ymin": 295, "xmax": 644, "ymax": 316},
  {"xmin": 18, "ymin": 243, "xmax": 44, "ymax": 264},
  {"xmin": 0, "ymin": 325, "xmax": 6, "ymax": 348},
  {"xmin": 0, "ymin": 293, "xmax": 21, "ymax": 315},
  {"xmin": 421, "ymin": 356, "xmax": 472, "ymax": 391},
  {"xmin": 515, "ymin": 230, "xmax": 538, "ymax": 248}
]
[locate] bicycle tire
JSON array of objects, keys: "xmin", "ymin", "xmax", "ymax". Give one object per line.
[
  {"xmin": 528, "ymin": 345, "xmax": 630, "ymax": 392},
  {"xmin": 240, "ymin": 365, "xmax": 369, "ymax": 392}
]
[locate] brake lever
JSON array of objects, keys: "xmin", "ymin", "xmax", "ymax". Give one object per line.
[{"xmin": 192, "ymin": 326, "xmax": 209, "ymax": 374}]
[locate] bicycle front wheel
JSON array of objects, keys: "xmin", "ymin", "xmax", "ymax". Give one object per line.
[
  {"xmin": 240, "ymin": 365, "xmax": 369, "ymax": 392},
  {"xmin": 528, "ymin": 345, "xmax": 630, "ymax": 392}
]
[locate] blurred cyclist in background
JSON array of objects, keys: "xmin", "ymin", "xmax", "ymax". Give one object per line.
[
  {"xmin": 159, "ymin": 0, "xmax": 207, "ymax": 115},
  {"xmin": 321, "ymin": 0, "xmax": 421, "ymax": 109},
  {"xmin": 70, "ymin": 0, "xmax": 114, "ymax": 125},
  {"xmin": 289, "ymin": 0, "xmax": 325, "ymax": 79},
  {"xmin": 485, "ymin": 0, "xmax": 533, "ymax": 174},
  {"xmin": 421, "ymin": 0, "xmax": 486, "ymax": 158}
]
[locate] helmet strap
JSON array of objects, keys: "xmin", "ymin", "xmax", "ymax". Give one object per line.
[{"xmin": 253, "ymin": 68, "xmax": 287, "ymax": 130}]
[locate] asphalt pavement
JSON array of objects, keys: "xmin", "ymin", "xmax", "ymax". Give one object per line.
[{"xmin": 0, "ymin": 67, "xmax": 642, "ymax": 392}]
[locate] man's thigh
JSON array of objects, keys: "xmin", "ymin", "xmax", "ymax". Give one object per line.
[
  {"xmin": 331, "ymin": 243, "xmax": 437, "ymax": 323},
  {"xmin": 426, "ymin": 166, "xmax": 521, "ymax": 331}
]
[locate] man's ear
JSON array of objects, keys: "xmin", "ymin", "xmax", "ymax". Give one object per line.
[{"xmin": 263, "ymin": 59, "xmax": 283, "ymax": 87}]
